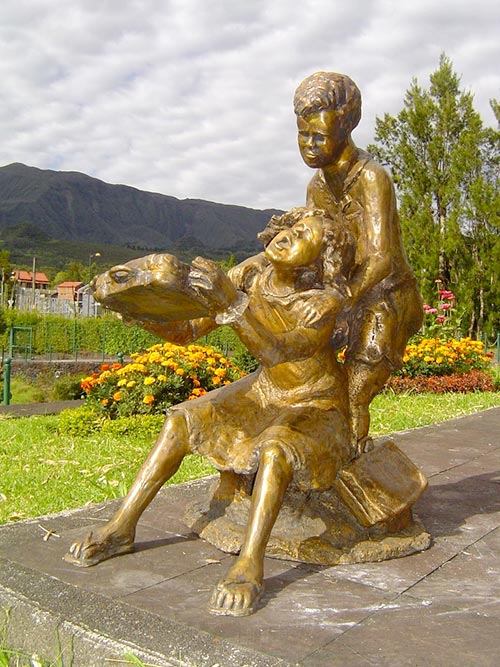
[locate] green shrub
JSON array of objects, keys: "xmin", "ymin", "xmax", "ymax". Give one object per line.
[
  {"xmin": 0, "ymin": 312, "xmax": 162, "ymax": 356},
  {"xmin": 231, "ymin": 347, "xmax": 259, "ymax": 374},
  {"xmin": 51, "ymin": 375, "xmax": 86, "ymax": 401},
  {"xmin": 100, "ymin": 414, "xmax": 165, "ymax": 437},
  {"xmin": 57, "ymin": 407, "xmax": 166, "ymax": 438},
  {"xmin": 57, "ymin": 406, "xmax": 106, "ymax": 436}
]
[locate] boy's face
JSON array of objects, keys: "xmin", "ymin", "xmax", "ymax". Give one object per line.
[
  {"xmin": 297, "ymin": 109, "xmax": 348, "ymax": 168},
  {"xmin": 265, "ymin": 217, "xmax": 323, "ymax": 269}
]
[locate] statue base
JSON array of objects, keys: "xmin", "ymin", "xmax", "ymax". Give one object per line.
[{"xmin": 184, "ymin": 441, "xmax": 431, "ymax": 566}]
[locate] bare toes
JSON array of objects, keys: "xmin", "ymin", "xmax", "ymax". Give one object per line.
[{"xmin": 208, "ymin": 579, "xmax": 263, "ymax": 616}]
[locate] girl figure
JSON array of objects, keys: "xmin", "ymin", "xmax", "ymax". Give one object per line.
[{"xmin": 65, "ymin": 207, "xmax": 355, "ymax": 616}]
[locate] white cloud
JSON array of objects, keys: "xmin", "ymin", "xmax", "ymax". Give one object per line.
[{"xmin": 0, "ymin": 0, "xmax": 499, "ymax": 210}]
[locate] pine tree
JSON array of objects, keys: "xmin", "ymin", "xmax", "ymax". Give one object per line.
[{"xmin": 368, "ymin": 54, "xmax": 500, "ymax": 337}]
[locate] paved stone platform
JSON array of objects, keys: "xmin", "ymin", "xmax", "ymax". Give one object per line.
[
  {"xmin": 0, "ymin": 407, "xmax": 499, "ymax": 666},
  {"xmin": 0, "ymin": 399, "xmax": 84, "ymax": 417}
]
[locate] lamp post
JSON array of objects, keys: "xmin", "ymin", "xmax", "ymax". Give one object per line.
[
  {"xmin": 88, "ymin": 252, "xmax": 101, "ymax": 276},
  {"xmin": 87, "ymin": 253, "xmax": 101, "ymax": 316}
]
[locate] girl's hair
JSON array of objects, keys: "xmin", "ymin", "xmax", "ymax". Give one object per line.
[{"xmin": 293, "ymin": 71, "xmax": 362, "ymax": 132}]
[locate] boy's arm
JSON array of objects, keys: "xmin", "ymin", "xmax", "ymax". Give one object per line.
[
  {"xmin": 306, "ymin": 164, "xmax": 395, "ymax": 304},
  {"xmin": 347, "ymin": 166, "xmax": 394, "ymax": 302}
]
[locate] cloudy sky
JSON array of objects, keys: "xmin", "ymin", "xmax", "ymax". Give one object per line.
[{"xmin": 1, "ymin": 0, "xmax": 499, "ymax": 211}]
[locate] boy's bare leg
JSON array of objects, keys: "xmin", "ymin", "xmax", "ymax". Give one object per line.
[
  {"xmin": 65, "ymin": 414, "xmax": 190, "ymax": 566},
  {"xmin": 209, "ymin": 443, "xmax": 293, "ymax": 616},
  {"xmin": 347, "ymin": 358, "xmax": 392, "ymax": 455}
]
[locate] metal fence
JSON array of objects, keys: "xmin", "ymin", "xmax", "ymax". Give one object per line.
[{"xmin": 10, "ymin": 287, "xmax": 102, "ymax": 318}]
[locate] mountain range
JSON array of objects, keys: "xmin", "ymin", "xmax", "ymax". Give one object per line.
[{"xmin": 0, "ymin": 163, "xmax": 282, "ymax": 267}]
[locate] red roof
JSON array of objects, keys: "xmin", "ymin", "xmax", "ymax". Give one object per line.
[
  {"xmin": 57, "ymin": 281, "xmax": 84, "ymax": 288},
  {"xmin": 13, "ymin": 270, "xmax": 50, "ymax": 284}
]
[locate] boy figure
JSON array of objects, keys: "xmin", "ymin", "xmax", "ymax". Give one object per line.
[
  {"xmin": 66, "ymin": 208, "xmax": 356, "ymax": 617},
  {"xmin": 293, "ymin": 71, "xmax": 423, "ymax": 453}
]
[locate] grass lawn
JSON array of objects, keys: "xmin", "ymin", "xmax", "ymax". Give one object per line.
[{"xmin": 1, "ymin": 391, "xmax": 500, "ymax": 525}]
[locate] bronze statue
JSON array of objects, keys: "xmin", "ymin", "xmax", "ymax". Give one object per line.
[
  {"xmin": 293, "ymin": 72, "xmax": 423, "ymax": 453},
  {"xmin": 65, "ymin": 73, "xmax": 429, "ymax": 617}
]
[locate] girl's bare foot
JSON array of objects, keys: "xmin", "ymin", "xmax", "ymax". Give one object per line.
[
  {"xmin": 208, "ymin": 558, "xmax": 264, "ymax": 616},
  {"xmin": 64, "ymin": 524, "xmax": 134, "ymax": 567}
]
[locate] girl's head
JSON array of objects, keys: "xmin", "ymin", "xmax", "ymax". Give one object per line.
[{"xmin": 262, "ymin": 207, "xmax": 355, "ymax": 288}]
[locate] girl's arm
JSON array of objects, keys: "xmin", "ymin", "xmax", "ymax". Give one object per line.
[{"xmin": 232, "ymin": 288, "xmax": 344, "ymax": 366}]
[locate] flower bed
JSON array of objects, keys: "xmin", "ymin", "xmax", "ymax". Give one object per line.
[
  {"xmin": 399, "ymin": 337, "xmax": 492, "ymax": 378},
  {"xmin": 386, "ymin": 370, "xmax": 496, "ymax": 394},
  {"xmin": 81, "ymin": 342, "xmax": 245, "ymax": 418},
  {"xmin": 388, "ymin": 336, "xmax": 496, "ymax": 394}
]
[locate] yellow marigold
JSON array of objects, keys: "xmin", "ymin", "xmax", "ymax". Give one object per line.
[
  {"xmin": 126, "ymin": 380, "xmax": 136, "ymax": 388},
  {"xmin": 113, "ymin": 391, "xmax": 123, "ymax": 401},
  {"xmin": 212, "ymin": 376, "xmax": 221, "ymax": 385},
  {"xmin": 117, "ymin": 379, "xmax": 128, "ymax": 387},
  {"xmin": 101, "ymin": 398, "xmax": 110, "ymax": 406},
  {"xmin": 175, "ymin": 368, "xmax": 186, "ymax": 376},
  {"xmin": 157, "ymin": 374, "xmax": 167, "ymax": 382},
  {"xmin": 189, "ymin": 387, "xmax": 207, "ymax": 399},
  {"xmin": 144, "ymin": 376, "xmax": 156, "ymax": 385},
  {"xmin": 143, "ymin": 395, "xmax": 155, "ymax": 404},
  {"xmin": 214, "ymin": 368, "xmax": 227, "ymax": 377}
]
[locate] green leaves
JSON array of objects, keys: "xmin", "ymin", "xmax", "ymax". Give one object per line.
[{"xmin": 369, "ymin": 53, "xmax": 500, "ymax": 338}]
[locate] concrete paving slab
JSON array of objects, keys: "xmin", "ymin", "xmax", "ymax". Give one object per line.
[
  {"xmin": 0, "ymin": 407, "xmax": 499, "ymax": 666},
  {"xmin": 300, "ymin": 603, "xmax": 500, "ymax": 667},
  {"xmin": 0, "ymin": 399, "xmax": 84, "ymax": 417}
]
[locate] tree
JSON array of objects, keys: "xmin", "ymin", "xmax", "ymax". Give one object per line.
[
  {"xmin": 51, "ymin": 261, "xmax": 86, "ymax": 287},
  {"xmin": 0, "ymin": 250, "xmax": 13, "ymax": 309},
  {"xmin": 368, "ymin": 54, "xmax": 500, "ymax": 337},
  {"xmin": 491, "ymin": 99, "xmax": 500, "ymax": 126}
]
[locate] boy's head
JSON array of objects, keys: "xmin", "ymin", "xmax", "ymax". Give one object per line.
[
  {"xmin": 294, "ymin": 72, "xmax": 362, "ymax": 168},
  {"xmin": 293, "ymin": 71, "xmax": 362, "ymax": 129}
]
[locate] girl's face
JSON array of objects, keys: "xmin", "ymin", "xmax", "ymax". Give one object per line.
[{"xmin": 265, "ymin": 216, "xmax": 323, "ymax": 269}]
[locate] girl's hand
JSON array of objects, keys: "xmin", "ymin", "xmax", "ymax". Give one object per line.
[{"xmin": 188, "ymin": 257, "xmax": 238, "ymax": 314}]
